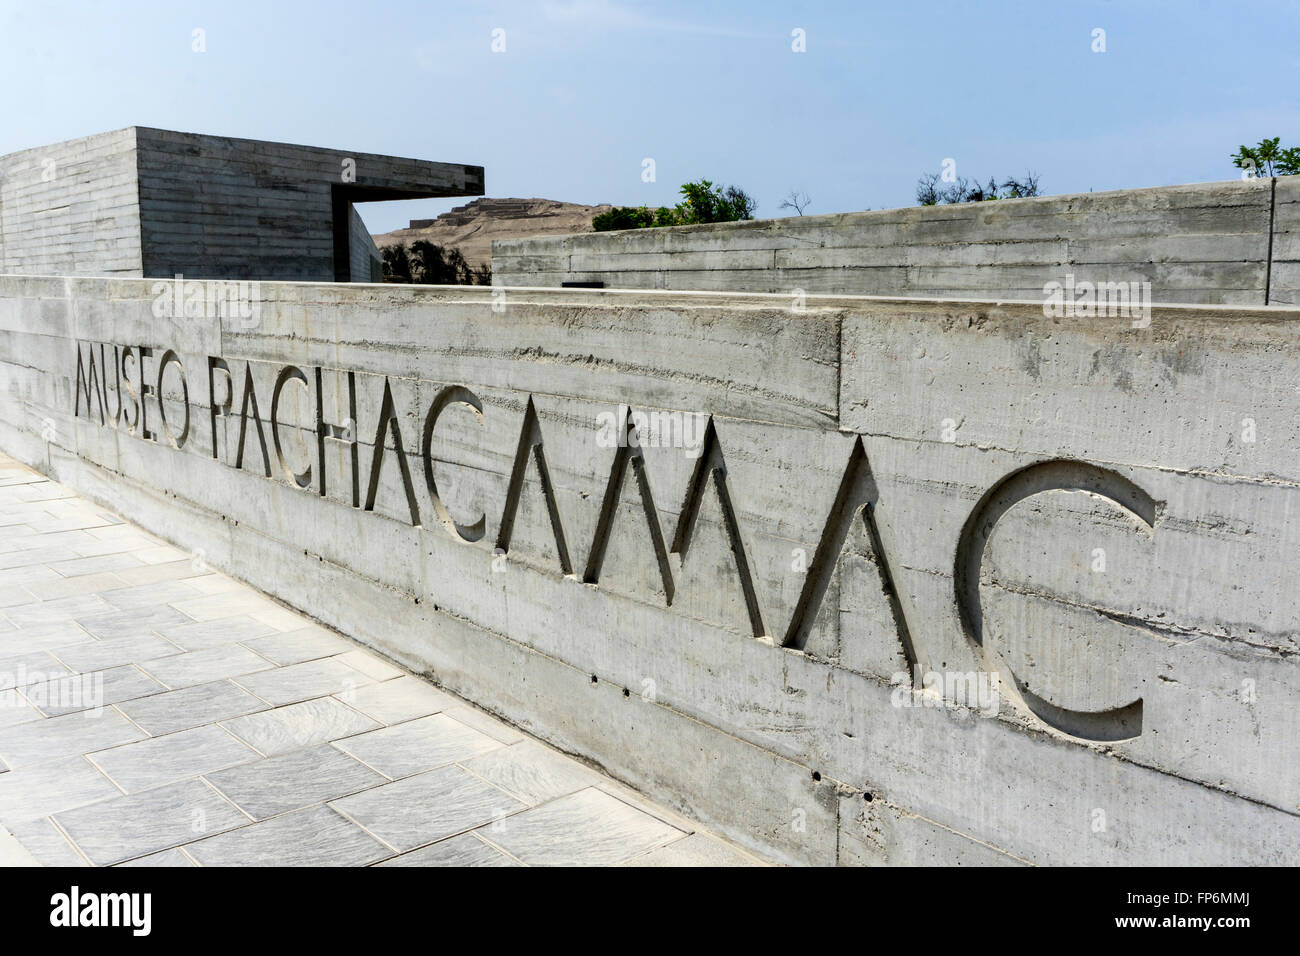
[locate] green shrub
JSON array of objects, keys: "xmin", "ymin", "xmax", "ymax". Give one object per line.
[
  {"xmin": 381, "ymin": 244, "xmax": 411, "ymax": 281},
  {"xmin": 381, "ymin": 240, "xmax": 489, "ymax": 284},
  {"xmin": 592, "ymin": 180, "xmax": 757, "ymax": 231},
  {"xmin": 675, "ymin": 180, "xmax": 757, "ymax": 224},
  {"xmin": 1232, "ymin": 137, "xmax": 1300, "ymax": 178},
  {"xmin": 653, "ymin": 206, "xmax": 679, "ymax": 226},
  {"xmin": 915, "ymin": 171, "xmax": 1040, "ymax": 205},
  {"xmin": 592, "ymin": 206, "xmax": 658, "ymax": 231}
]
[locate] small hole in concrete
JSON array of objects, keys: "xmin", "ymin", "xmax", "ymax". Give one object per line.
[
  {"xmin": 811, "ymin": 771, "xmax": 821, "ymax": 782},
  {"xmin": 864, "ymin": 792, "xmax": 874, "ymax": 803},
  {"xmin": 622, "ymin": 688, "xmax": 630, "ymax": 697},
  {"xmin": 590, "ymin": 675, "xmax": 598, "ymax": 684}
]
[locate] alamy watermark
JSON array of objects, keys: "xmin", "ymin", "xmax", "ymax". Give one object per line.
[
  {"xmin": 595, "ymin": 404, "xmax": 706, "ymax": 458},
  {"xmin": 151, "ymin": 274, "xmax": 261, "ymax": 328},
  {"xmin": 891, "ymin": 669, "xmax": 1000, "ymax": 717},
  {"xmin": 50, "ymin": 886, "xmax": 151, "ymax": 936},
  {"xmin": 1043, "ymin": 273, "xmax": 1151, "ymax": 328},
  {"xmin": 1, "ymin": 667, "xmax": 105, "ymax": 716}
]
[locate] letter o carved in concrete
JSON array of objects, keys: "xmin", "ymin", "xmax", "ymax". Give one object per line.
[{"xmin": 155, "ymin": 349, "xmax": 190, "ymax": 449}]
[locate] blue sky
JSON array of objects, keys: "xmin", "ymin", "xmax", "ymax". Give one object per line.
[{"xmin": 2, "ymin": 0, "xmax": 1296, "ymax": 233}]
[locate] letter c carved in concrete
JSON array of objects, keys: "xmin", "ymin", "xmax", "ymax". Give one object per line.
[
  {"xmin": 422, "ymin": 385, "xmax": 487, "ymax": 543},
  {"xmin": 954, "ymin": 460, "xmax": 1159, "ymax": 742}
]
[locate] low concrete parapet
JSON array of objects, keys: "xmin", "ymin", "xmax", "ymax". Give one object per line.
[
  {"xmin": 494, "ymin": 178, "xmax": 1300, "ymax": 306},
  {"xmin": 0, "ymin": 276, "xmax": 1296, "ymax": 863}
]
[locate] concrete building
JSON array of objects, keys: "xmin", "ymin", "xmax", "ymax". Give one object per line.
[{"xmin": 0, "ymin": 127, "xmax": 484, "ymax": 282}]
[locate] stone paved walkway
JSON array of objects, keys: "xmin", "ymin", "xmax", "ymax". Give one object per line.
[{"xmin": 0, "ymin": 452, "xmax": 760, "ymax": 867}]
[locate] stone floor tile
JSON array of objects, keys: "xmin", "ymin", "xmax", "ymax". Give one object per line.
[
  {"xmin": 46, "ymin": 552, "xmax": 147, "ymax": 578},
  {"xmin": 241, "ymin": 627, "xmax": 355, "ymax": 666},
  {"xmin": 204, "ymin": 744, "xmax": 386, "ymax": 820},
  {"xmin": 5, "ymin": 594, "xmax": 115, "ymax": 628},
  {"xmin": 54, "ymin": 778, "xmax": 249, "ymax": 866},
  {"xmin": 0, "ymin": 824, "xmax": 41, "ymax": 865},
  {"xmin": 23, "ymin": 571, "xmax": 129, "ymax": 601},
  {"xmin": 132, "ymin": 545, "xmax": 191, "ymax": 565},
  {"xmin": 154, "ymin": 614, "xmax": 278, "ymax": 652},
  {"xmin": 331, "ymin": 765, "xmax": 524, "ymax": 852},
  {"xmin": 0, "ymin": 706, "xmax": 146, "ymax": 768},
  {"xmin": 0, "ymin": 754, "xmax": 121, "ymax": 826},
  {"xmin": 72, "ymin": 534, "xmax": 162, "ymax": 559},
  {"xmin": 115, "ymin": 847, "xmax": 195, "ymax": 867},
  {"xmin": 116, "ymin": 679, "xmax": 269, "ymax": 736},
  {"xmin": 0, "ymin": 546, "xmax": 80, "ymax": 570},
  {"xmin": 75, "ymin": 604, "xmax": 192, "ymax": 640},
  {"xmin": 0, "ymin": 565, "xmax": 62, "ymax": 588},
  {"xmin": 184, "ymin": 805, "xmax": 391, "ymax": 867},
  {"xmin": 0, "ymin": 619, "xmax": 94, "ymax": 653},
  {"xmin": 17, "ymin": 484, "xmax": 76, "ymax": 502},
  {"xmin": 0, "ymin": 587, "xmax": 35, "ymax": 611},
  {"xmin": 0, "ymin": 688, "xmax": 43, "ymax": 728},
  {"xmin": 168, "ymin": 592, "xmax": 289, "ymax": 623},
  {"xmin": 182, "ymin": 575, "xmax": 248, "ymax": 596},
  {"xmin": 0, "ymin": 650, "xmax": 70, "ymax": 686},
  {"xmin": 221, "ymin": 697, "xmax": 379, "ymax": 756},
  {"xmin": 333, "ymin": 713, "xmax": 505, "ymax": 778},
  {"xmin": 340, "ymin": 674, "xmax": 460, "ymax": 725},
  {"xmin": 591, "ymin": 778, "xmax": 703, "ymax": 832},
  {"xmin": 5, "ymin": 529, "xmax": 90, "ymax": 553},
  {"xmin": 483, "ymin": 788, "xmax": 684, "ymax": 866},
  {"xmin": 7, "ymin": 816, "xmax": 88, "ymax": 866},
  {"xmin": 21, "ymin": 514, "xmax": 114, "ymax": 534},
  {"xmin": 0, "ymin": 533, "xmax": 36, "ymax": 555},
  {"xmin": 248, "ymin": 604, "xmax": 313, "ymax": 632},
  {"xmin": 233, "ymin": 657, "xmax": 373, "ymax": 706},
  {"xmin": 378, "ymin": 832, "xmax": 519, "ymax": 867},
  {"xmin": 139, "ymin": 644, "xmax": 275, "ymax": 689},
  {"xmin": 88, "ymin": 725, "xmax": 258, "ymax": 793},
  {"xmin": 333, "ymin": 648, "xmax": 404, "ymax": 681},
  {"xmin": 99, "ymin": 579, "xmax": 203, "ymax": 612},
  {"xmin": 49, "ymin": 633, "xmax": 182, "ymax": 672},
  {"xmin": 622, "ymin": 832, "xmax": 764, "ymax": 866},
  {"xmin": 84, "ymin": 523, "xmax": 155, "ymax": 542},
  {"xmin": 113, "ymin": 560, "xmax": 206, "ymax": 587},
  {"xmin": 23, "ymin": 664, "xmax": 165, "ymax": 717},
  {"xmin": 442, "ymin": 705, "xmax": 526, "ymax": 745},
  {"xmin": 458, "ymin": 740, "xmax": 601, "ymax": 805}
]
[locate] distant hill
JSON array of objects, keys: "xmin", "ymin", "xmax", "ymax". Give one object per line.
[{"xmin": 370, "ymin": 197, "xmax": 612, "ymax": 270}]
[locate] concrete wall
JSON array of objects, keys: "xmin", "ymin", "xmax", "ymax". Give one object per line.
[
  {"xmin": 494, "ymin": 179, "xmax": 1300, "ymax": 305},
  {"xmin": 348, "ymin": 207, "xmax": 382, "ymax": 283},
  {"xmin": 1273, "ymin": 175, "xmax": 1300, "ymax": 303},
  {"xmin": 0, "ymin": 128, "xmax": 484, "ymax": 283},
  {"xmin": 0, "ymin": 276, "xmax": 1296, "ymax": 865},
  {"xmin": 0, "ymin": 129, "xmax": 143, "ymax": 277}
]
